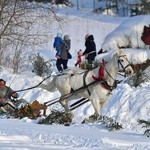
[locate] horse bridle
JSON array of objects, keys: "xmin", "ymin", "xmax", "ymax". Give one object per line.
[
  {"xmin": 117, "ymin": 55, "xmax": 132, "ymax": 76},
  {"xmin": 101, "ymin": 54, "xmax": 132, "ymax": 90}
]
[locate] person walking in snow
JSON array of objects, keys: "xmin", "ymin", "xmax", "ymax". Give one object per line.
[
  {"xmin": 0, "ymin": 79, "xmax": 19, "ymax": 112},
  {"xmin": 53, "ymin": 32, "xmax": 65, "ymax": 59},
  {"xmin": 83, "ymin": 34, "xmax": 97, "ymax": 64},
  {"xmin": 75, "ymin": 49, "xmax": 85, "ymax": 67},
  {"xmin": 56, "ymin": 35, "xmax": 71, "ymax": 73}
]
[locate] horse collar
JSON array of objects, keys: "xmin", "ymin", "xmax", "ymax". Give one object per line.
[{"xmin": 101, "ymin": 80, "xmax": 118, "ymax": 91}]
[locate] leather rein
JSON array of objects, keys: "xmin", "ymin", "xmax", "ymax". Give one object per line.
[{"xmin": 83, "ymin": 55, "xmax": 132, "ymax": 92}]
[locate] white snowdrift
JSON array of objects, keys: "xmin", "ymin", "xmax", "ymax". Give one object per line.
[{"xmin": 101, "ymin": 15, "xmax": 150, "ymax": 52}]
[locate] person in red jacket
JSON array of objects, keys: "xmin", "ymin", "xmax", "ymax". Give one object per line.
[{"xmin": 75, "ymin": 49, "xmax": 85, "ymax": 67}]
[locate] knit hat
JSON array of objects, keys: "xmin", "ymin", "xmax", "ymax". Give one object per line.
[
  {"xmin": 64, "ymin": 35, "xmax": 70, "ymax": 40},
  {"xmin": 57, "ymin": 32, "xmax": 62, "ymax": 38}
]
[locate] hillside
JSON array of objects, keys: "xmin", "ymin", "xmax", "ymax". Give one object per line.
[{"xmin": 0, "ymin": 3, "xmax": 150, "ymax": 150}]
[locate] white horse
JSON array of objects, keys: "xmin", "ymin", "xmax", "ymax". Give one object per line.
[{"xmin": 39, "ymin": 49, "xmax": 134, "ymax": 117}]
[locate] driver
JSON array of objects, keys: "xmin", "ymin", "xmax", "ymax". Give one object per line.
[{"xmin": 0, "ymin": 79, "xmax": 19, "ymax": 112}]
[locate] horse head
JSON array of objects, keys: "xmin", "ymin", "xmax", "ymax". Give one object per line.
[{"xmin": 116, "ymin": 48, "xmax": 134, "ymax": 77}]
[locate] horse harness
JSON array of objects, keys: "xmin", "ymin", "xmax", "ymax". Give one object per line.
[
  {"xmin": 117, "ymin": 55, "xmax": 131, "ymax": 77},
  {"xmin": 83, "ymin": 71, "xmax": 91, "ymax": 95},
  {"xmin": 81, "ymin": 55, "xmax": 132, "ymax": 95},
  {"xmin": 83, "ymin": 70, "xmax": 117, "ymax": 95}
]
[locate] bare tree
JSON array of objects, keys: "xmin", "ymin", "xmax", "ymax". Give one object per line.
[
  {"xmin": 0, "ymin": 0, "xmax": 65, "ymax": 73},
  {"xmin": 0, "ymin": 0, "xmax": 34, "ymax": 71}
]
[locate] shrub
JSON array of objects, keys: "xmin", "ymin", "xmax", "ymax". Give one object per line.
[
  {"xmin": 138, "ymin": 119, "xmax": 150, "ymax": 137},
  {"xmin": 29, "ymin": 53, "xmax": 52, "ymax": 77},
  {"xmin": 144, "ymin": 129, "xmax": 150, "ymax": 137},
  {"xmin": 37, "ymin": 109, "xmax": 72, "ymax": 125},
  {"xmin": 98, "ymin": 116, "xmax": 123, "ymax": 131},
  {"xmin": 82, "ymin": 115, "xmax": 123, "ymax": 131},
  {"xmin": 127, "ymin": 69, "xmax": 149, "ymax": 87}
]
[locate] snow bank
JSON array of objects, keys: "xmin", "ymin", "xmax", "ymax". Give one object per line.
[{"xmin": 101, "ymin": 15, "xmax": 150, "ymax": 52}]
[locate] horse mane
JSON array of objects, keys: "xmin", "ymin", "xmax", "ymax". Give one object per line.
[{"xmin": 104, "ymin": 54, "xmax": 118, "ymax": 86}]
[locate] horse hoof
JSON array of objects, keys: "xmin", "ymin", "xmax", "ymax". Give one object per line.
[{"xmin": 81, "ymin": 114, "xmax": 100, "ymax": 124}]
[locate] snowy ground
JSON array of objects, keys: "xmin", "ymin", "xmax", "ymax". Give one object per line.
[
  {"xmin": 0, "ymin": 1, "xmax": 150, "ymax": 150},
  {"xmin": 0, "ymin": 118, "xmax": 150, "ymax": 150}
]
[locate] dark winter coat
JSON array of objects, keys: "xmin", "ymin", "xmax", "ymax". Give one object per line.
[
  {"xmin": 83, "ymin": 35, "xmax": 96, "ymax": 62},
  {"xmin": 0, "ymin": 86, "xmax": 18, "ymax": 104},
  {"xmin": 0, "ymin": 86, "xmax": 18, "ymax": 99},
  {"xmin": 60, "ymin": 39, "xmax": 71, "ymax": 60}
]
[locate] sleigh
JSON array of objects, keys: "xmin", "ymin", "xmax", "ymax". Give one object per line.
[
  {"xmin": 0, "ymin": 99, "xmax": 48, "ymax": 119},
  {"xmin": 15, "ymin": 100, "xmax": 47, "ymax": 119},
  {"xmin": 141, "ymin": 25, "xmax": 150, "ymax": 45}
]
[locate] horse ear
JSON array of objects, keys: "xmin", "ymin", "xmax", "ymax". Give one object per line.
[{"xmin": 116, "ymin": 48, "xmax": 124, "ymax": 56}]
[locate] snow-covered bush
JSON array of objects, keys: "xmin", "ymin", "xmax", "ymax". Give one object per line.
[
  {"xmin": 127, "ymin": 70, "xmax": 148, "ymax": 87},
  {"xmin": 29, "ymin": 53, "xmax": 52, "ymax": 77}
]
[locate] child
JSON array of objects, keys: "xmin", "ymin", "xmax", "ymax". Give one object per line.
[
  {"xmin": 75, "ymin": 49, "xmax": 85, "ymax": 67},
  {"xmin": 53, "ymin": 32, "xmax": 65, "ymax": 59}
]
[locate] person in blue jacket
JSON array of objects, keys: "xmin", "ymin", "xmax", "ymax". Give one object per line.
[
  {"xmin": 53, "ymin": 32, "xmax": 65, "ymax": 59},
  {"xmin": 56, "ymin": 35, "xmax": 71, "ymax": 73}
]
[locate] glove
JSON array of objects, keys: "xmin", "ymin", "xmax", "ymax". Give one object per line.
[{"xmin": 11, "ymin": 92, "xmax": 19, "ymax": 99}]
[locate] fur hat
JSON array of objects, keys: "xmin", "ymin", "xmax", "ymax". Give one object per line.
[
  {"xmin": 64, "ymin": 35, "xmax": 70, "ymax": 40},
  {"xmin": 57, "ymin": 32, "xmax": 62, "ymax": 38}
]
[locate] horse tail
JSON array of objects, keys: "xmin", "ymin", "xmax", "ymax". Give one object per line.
[{"xmin": 39, "ymin": 75, "xmax": 57, "ymax": 92}]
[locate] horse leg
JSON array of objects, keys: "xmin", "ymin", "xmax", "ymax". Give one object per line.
[
  {"xmin": 82, "ymin": 98, "xmax": 101, "ymax": 123},
  {"xmin": 59, "ymin": 98, "xmax": 72, "ymax": 115},
  {"xmin": 90, "ymin": 98, "xmax": 101, "ymax": 118},
  {"xmin": 100, "ymin": 101, "xmax": 107, "ymax": 112}
]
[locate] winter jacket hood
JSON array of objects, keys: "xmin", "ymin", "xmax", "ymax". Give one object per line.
[{"xmin": 87, "ymin": 35, "xmax": 94, "ymax": 41}]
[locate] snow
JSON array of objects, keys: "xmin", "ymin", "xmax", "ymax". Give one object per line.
[
  {"xmin": 0, "ymin": 118, "xmax": 150, "ymax": 150},
  {"xmin": 0, "ymin": 2, "xmax": 150, "ymax": 150},
  {"xmin": 101, "ymin": 15, "xmax": 150, "ymax": 52}
]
